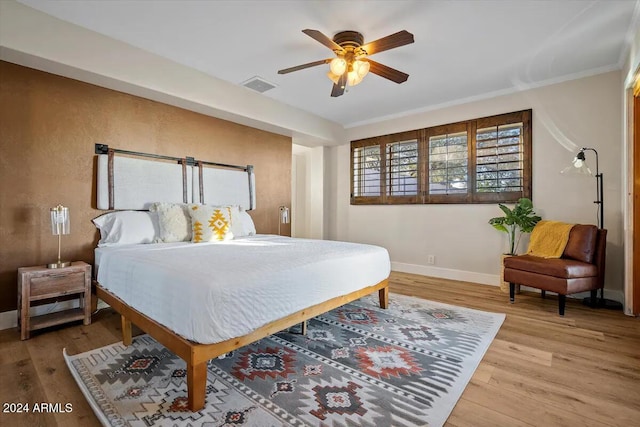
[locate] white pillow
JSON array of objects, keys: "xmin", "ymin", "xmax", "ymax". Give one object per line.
[
  {"xmin": 92, "ymin": 211, "xmax": 159, "ymax": 247},
  {"xmin": 232, "ymin": 210, "xmax": 256, "ymax": 237},
  {"xmin": 188, "ymin": 205, "xmax": 234, "ymax": 242},
  {"xmin": 149, "ymin": 203, "xmax": 192, "ymax": 242}
]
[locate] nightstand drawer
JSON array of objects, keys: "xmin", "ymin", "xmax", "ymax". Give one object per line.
[{"xmin": 30, "ymin": 271, "xmax": 86, "ymax": 298}]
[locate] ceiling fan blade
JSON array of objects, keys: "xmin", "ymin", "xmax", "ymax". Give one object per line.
[
  {"xmin": 360, "ymin": 30, "xmax": 414, "ymax": 56},
  {"xmin": 364, "ymin": 59, "xmax": 409, "ymax": 83},
  {"xmin": 278, "ymin": 59, "xmax": 331, "ymax": 74},
  {"xmin": 331, "ymin": 72, "xmax": 347, "ymax": 97},
  {"xmin": 302, "ymin": 29, "xmax": 345, "ymax": 53}
]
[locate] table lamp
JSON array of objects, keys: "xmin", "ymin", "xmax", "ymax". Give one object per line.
[
  {"xmin": 48, "ymin": 205, "xmax": 71, "ymax": 269},
  {"xmin": 278, "ymin": 206, "xmax": 290, "ymax": 236}
]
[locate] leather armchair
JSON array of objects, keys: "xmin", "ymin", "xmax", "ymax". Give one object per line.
[{"xmin": 503, "ymin": 225, "xmax": 606, "ymax": 315}]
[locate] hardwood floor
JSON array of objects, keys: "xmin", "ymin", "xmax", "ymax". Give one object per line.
[{"xmin": 1, "ymin": 271, "xmax": 639, "ymax": 426}]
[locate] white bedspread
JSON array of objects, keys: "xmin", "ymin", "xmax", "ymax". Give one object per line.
[{"xmin": 96, "ymin": 235, "xmax": 390, "ymax": 344}]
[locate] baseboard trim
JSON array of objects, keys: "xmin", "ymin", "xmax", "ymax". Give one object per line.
[
  {"xmin": 0, "ymin": 310, "xmax": 17, "ymax": 331},
  {"xmin": 391, "ymin": 262, "xmax": 499, "ymax": 286}
]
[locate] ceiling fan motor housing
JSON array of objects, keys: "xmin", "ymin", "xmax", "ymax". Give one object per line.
[{"xmin": 333, "ymin": 31, "xmax": 365, "ymax": 51}]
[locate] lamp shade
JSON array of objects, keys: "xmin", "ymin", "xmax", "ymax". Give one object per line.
[
  {"xmin": 347, "ymin": 70, "xmax": 363, "ymax": 86},
  {"xmin": 50, "ymin": 205, "xmax": 70, "ymax": 235},
  {"xmin": 327, "ymin": 71, "xmax": 341, "ymax": 84},
  {"xmin": 329, "ymin": 57, "xmax": 347, "ymax": 76},
  {"xmin": 279, "ymin": 206, "xmax": 290, "ymax": 224},
  {"xmin": 353, "ymin": 60, "xmax": 370, "ymax": 78},
  {"xmin": 561, "ymin": 150, "xmax": 592, "ymax": 176}
]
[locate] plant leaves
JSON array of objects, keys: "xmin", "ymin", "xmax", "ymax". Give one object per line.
[
  {"xmin": 489, "ymin": 197, "xmax": 541, "ymax": 249},
  {"xmin": 498, "ymin": 204, "xmax": 512, "ymax": 216},
  {"xmin": 491, "ymin": 224, "xmax": 508, "ymax": 233}
]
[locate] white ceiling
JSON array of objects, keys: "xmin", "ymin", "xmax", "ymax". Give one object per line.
[{"xmin": 16, "ymin": 0, "xmax": 640, "ymax": 127}]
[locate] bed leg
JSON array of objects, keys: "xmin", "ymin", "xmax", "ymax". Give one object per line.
[
  {"xmin": 379, "ymin": 287, "xmax": 389, "ymax": 309},
  {"xmin": 300, "ymin": 320, "xmax": 307, "ymax": 335},
  {"xmin": 187, "ymin": 361, "xmax": 207, "ymax": 411},
  {"xmin": 121, "ymin": 315, "xmax": 132, "ymax": 346}
]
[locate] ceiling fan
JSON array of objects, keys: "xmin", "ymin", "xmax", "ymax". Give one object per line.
[{"xmin": 278, "ymin": 29, "xmax": 414, "ymax": 97}]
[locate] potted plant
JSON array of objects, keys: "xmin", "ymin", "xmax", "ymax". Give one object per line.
[{"xmin": 489, "ymin": 197, "xmax": 541, "ymax": 292}]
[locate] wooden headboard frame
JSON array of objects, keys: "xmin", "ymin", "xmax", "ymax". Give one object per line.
[{"xmin": 95, "ymin": 143, "xmax": 255, "ymax": 211}]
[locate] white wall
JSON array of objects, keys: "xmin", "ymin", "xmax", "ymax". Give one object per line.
[
  {"xmin": 292, "ymin": 144, "xmax": 327, "ymax": 239},
  {"xmin": 326, "ymin": 71, "xmax": 624, "ymax": 300}
]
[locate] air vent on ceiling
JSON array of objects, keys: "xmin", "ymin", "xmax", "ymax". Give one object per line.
[{"xmin": 241, "ymin": 76, "xmax": 277, "ymax": 93}]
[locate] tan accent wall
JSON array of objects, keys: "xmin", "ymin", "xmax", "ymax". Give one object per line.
[{"xmin": 0, "ymin": 61, "xmax": 292, "ymax": 313}]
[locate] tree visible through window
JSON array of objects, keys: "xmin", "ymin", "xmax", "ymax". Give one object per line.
[
  {"xmin": 476, "ymin": 123, "xmax": 524, "ymax": 193},
  {"xmin": 429, "ymin": 131, "xmax": 468, "ymax": 195},
  {"xmin": 387, "ymin": 140, "xmax": 418, "ymax": 197},
  {"xmin": 352, "ymin": 145, "xmax": 381, "ymax": 197},
  {"xmin": 351, "ymin": 109, "xmax": 531, "ymax": 204}
]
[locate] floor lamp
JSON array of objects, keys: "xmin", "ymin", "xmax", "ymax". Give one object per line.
[{"xmin": 562, "ymin": 148, "xmax": 622, "ymax": 310}]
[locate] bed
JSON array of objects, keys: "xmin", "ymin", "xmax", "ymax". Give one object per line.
[{"xmin": 92, "ymin": 145, "xmax": 390, "ymax": 411}]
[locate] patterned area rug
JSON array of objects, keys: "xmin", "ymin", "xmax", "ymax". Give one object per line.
[{"xmin": 65, "ymin": 293, "xmax": 504, "ymax": 427}]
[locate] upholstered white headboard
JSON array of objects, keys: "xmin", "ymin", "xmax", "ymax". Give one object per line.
[
  {"xmin": 95, "ymin": 145, "xmax": 255, "ymax": 211},
  {"xmin": 193, "ymin": 164, "xmax": 256, "ymax": 211}
]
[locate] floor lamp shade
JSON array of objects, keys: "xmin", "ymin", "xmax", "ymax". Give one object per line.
[
  {"xmin": 48, "ymin": 205, "xmax": 71, "ymax": 269},
  {"xmin": 560, "ymin": 147, "xmax": 603, "ymax": 229}
]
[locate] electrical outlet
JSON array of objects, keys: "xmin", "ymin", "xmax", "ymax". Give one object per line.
[{"xmin": 427, "ymin": 255, "xmax": 435, "ymax": 265}]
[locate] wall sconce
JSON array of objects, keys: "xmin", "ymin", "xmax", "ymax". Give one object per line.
[
  {"xmin": 48, "ymin": 205, "xmax": 71, "ymax": 269},
  {"xmin": 278, "ymin": 206, "xmax": 290, "ymax": 236}
]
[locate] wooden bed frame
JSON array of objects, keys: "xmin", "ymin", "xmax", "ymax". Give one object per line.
[{"xmin": 95, "ymin": 278, "xmax": 389, "ymax": 411}]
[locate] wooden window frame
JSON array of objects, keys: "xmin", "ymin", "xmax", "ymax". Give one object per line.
[
  {"xmin": 425, "ymin": 121, "xmax": 472, "ymax": 204},
  {"xmin": 351, "ymin": 138, "xmax": 384, "ymax": 204},
  {"xmin": 350, "ymin": 109, "xmax": 532, "ymax": 205}
]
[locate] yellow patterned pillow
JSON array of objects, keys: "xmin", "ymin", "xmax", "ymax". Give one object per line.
[{"xmin": 188, "ymin": 205, "xmax": 234, "ymax": 243}]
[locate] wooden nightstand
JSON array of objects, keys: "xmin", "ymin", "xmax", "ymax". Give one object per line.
[{"xmin": 17, "ymin": 261, "xmax": 92, "ymax": 340}]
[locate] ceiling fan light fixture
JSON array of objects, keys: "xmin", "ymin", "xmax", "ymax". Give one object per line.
[
  {"xmin": 329, "ymin": 57, "xmax": 347, "ymax": 76},
  {"xmin": 327, "ymin": 71, "xmax": 341, "ymax": 84},
  {"xmin": 347, "ymin": 70, "xmax": 364, "ymax": 86},
  {"xmin": 353, "ymin": 60, "xmax": 370, "ymax": 78}
]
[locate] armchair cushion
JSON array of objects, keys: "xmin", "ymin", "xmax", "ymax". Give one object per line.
[
  {"xmin": 504, "ymin": 255, "xmax": 597, "ymax": 279},
  {"xmin": 562, "ymin": 224, "xmax": 598, "ymax": 263}
]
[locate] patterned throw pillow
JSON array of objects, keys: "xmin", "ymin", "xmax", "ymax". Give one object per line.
[
  {"xmin": 149, "ymin": 203, "xmax": 192, "ymax": 242},
  {"xmin": 188, "ymin": 205, "xmax": 234, "ymax": 243}
]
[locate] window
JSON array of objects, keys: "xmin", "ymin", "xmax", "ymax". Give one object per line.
[
  {"xmin": 352, "ymin": 144, "xmax": 381, "ymax": 198},
  {"xmin": 476, "ymin": 123, "xmax": 523, "ymax": 193},
  {"xmin": 428, "ymin": 128, "xmax": 468, "ymax": 197},
  {"xmin": 386, "ymin": 138, "xmax": 419, "ymax": 199},
  {"xmin": 351, "ymin": 109, "xmax": 531, "ymax": 204}
]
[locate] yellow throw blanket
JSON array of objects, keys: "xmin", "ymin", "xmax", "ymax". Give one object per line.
[{"xmin": 526, "ymin": 220, "xmax": 574, "ymax": 258}]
